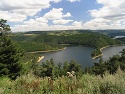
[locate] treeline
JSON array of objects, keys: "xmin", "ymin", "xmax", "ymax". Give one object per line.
[
  {"xmin": 117, "ymin": 37, "xmax": 125, "ymax": 43},
  {"xmin": 11, "ymin": 34, "xmax": 64, "ymax": 52},
  {"xmin": 11, "ymin": 32, "xmax": 122, "ymax": 57},
  {"xmin": 26, "ymin": 59, "xmax": 83, "ymax": 79},
  {"xmin": 85, "ymin": 49, "xmax": 125, "ymax": 77},
  {"xmin": 108, "ymin": 31, "xmax": 125, "ymax": 38}
]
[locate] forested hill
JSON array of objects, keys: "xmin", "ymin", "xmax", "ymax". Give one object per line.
[
  {"xmin": 57, "ymin": 32, "xmax": 121, "ymax": 48},
  {"xmin": 11, "ymin": 32, "xmax": 122, "ymax": 58}
]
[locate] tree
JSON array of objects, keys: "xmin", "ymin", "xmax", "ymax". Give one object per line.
[
  {"xmin": 67, "ymin": 60, "xmax": 83, "ymax": 78},
  {"xmin": 120, "ymin": 49, "xmax": 125, "ymax": 62},
  {"xmin": 0, "ymin": 19, "xmax": 11, "ymax": 36},
  {"xmin": 92, "ymin": 58, "xmax": 106, "ymax": 77},
  {"xmin": 0, "ymin": 19, "xmax": 24, "ymax": 79}
]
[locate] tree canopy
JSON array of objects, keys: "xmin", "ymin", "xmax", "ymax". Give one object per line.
[
  {"xmin": 0, "ymin": 19, "xmax": 24, "ymax": 79},
  {"xmin": 0, "ymin": 19, "xmax": 11, "ymax": 36}
]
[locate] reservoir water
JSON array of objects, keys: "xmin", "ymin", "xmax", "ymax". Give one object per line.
[{"xmin": 40, "ymin": 46, "xmax": 125, "ymax": 69}]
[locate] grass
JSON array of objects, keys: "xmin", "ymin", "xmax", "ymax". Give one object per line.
[{"xmin": 0, "ymin": 69, "xmax": 125, "ymax": 94}]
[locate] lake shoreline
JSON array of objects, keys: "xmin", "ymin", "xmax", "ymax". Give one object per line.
[
  {"xmin": 28, "ymin": 47, "xmax": 66, "ymax": 54},
  {"xmin": 27, "ymin": 44, "xmax": 125, "ymax": 60},
  {"xmin": 92, "ymin": 44, "xmax": 125, "ymax": 59}
]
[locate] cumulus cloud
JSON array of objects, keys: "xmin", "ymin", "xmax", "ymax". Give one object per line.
[
  {"xmin": 43, "ymin": 8, "xmax": 72, "ymax": 20},
  {"xmin": 63, "ymin": 13, "xmax": 72, "ymax": 17},
  {"xmin": 53, "ymin": 19, "xmax": 73, "ymax": 24},
  {"xmin": 0, "ymin": 0, "xmax": 61, "ymax": 22},
  {"xmin": 10, "ymin": 7, "xmax": 74, "ymax": 32},
  {"xmin": 23, "ymin": 17, "xmax": 48, "ymax": 25},
  {"xmin": 68, "ymin": 0, "xmax": 80, "ymax": 2},
  {"xmin": 11, "ymin": 17, "xmax": 49, "ymax": 32},
  {"xmin": 83, "ymin": 18, "xmax": 110, "ymax": 30},
  {"xmin": 84, "ymin": 0, "xmax": 125, "ymax": 29},
  {"xmin": 72, "ymin": 21, "xmax": 82, "ymax": 27},
  {"xmin": 11, "ymin": 24, "xmax": 80, "ymax": 32},
  {"xmin": 11, "ymin": 18, "xmax": 83, "ymax": 32},
  {"xmin": 0, "ymin": 10, "xmax": 26, "ymax": 22}
]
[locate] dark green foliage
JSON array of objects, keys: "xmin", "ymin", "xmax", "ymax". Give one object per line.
[
  {"xmin": 108, "ymin": 32, "xmax": 125, "ymax": 38},
  {"xmin": 18, "ymin": 41, "xmax": 62, "ymax": 52},
  {"xmin": 91, "ymin": 49, "xmax": 102, "ymax": 58},
  {"xmin": 117, "ymin": 37, "xmax": 125, "ymax": 43},
  {"xmin": 11, "ymin": 34, "xmax": 64, "ymax": 52},
  {"xmin": 20, "ymin": 53, "xmax": 41, "ymax": 75},
  {"xmin": 92, "ymin": 59, "xmax": 107, "ymax": 77},
  {"xmin": 0, "ymin": 36, "xmax": 24, "ymax": 79},
  {"xmin": 0, "ymin": 19, "xmax": 11, "ymax": 36},
  {"xmin": 57, "ymin": 32, "xmax": 121, "ymax": 47},
  {"xmin": 86, "ymin": 49, "xmax": 125, "ymax": 76},
  {"xmin": 32, "ymin": 59, "xmax": 83, "ymax": 78},
  {"xmin": 66, "ymin": 60, "xmax": 83, "ymax": 77}
]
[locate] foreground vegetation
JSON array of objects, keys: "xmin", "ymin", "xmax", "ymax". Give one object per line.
[{"xmin": 0, "ymin": 69, "xmax": 125, "ymax": 94}]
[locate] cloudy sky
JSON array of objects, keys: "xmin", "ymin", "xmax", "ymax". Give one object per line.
[{"xmin": 0, "ymin": 0, "xmax": 125, "ymax": 32}]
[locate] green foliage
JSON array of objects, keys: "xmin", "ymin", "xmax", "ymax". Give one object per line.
[
  {"xmin": 0, "ymin": 19, "xmax": 11, "ymax": 36},
  {"xmin": 31, "ymin": 59, "xmax": 83, "ymax": 79},
  {"xmin": 11, "ymin": 34, "xmax": 64, "ymax": 52},
  {"xmin": 1, "ymin": 69, "xmax": 125, "ymax": 94},
  {"xmin": 86, "ymin": 48, "xmax": 125, "ymax": 76},
  {"xmin": 20, "ymin": 53, "xmax": 41, "ymax": 75},
  {"xmin": 0, "ymin": 36, "xmax": 24, "ymax": 79},
  {"xmin": 91, "ymin": 49, "xmax": 102, "ymax": 58}
]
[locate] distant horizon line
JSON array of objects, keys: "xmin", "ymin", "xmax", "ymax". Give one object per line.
[{"xmin": 12, "ymin": 29, "xmax": 125, "ymax": 33}]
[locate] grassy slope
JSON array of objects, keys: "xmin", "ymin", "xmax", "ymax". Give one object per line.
[{"xmin": 1, "ymin": 69, "xmax": 125, "ymax": 94}]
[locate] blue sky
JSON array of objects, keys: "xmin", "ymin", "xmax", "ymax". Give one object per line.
[{"xmin": 0, "ymin": 0, "xmax": 125, "ymax": 32}]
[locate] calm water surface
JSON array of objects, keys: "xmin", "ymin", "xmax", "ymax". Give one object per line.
[
  {"xmin": 102, "ymin": 46, "xmax": 125, "ymax": 60},
  {"xmin": 40, "ymin": 46, "xmax": 125, "ymax": 69}
]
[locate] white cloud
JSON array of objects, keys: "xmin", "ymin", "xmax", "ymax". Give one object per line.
[
  {"xmin": 83, "ymin": 18, "xmax": 110, "ymax": 30},
  {"xmin": 10, "ymin": 6, "xmax": 74, "ymax": 32},
  {"xmin": 11, "ymin": 24, "xmax": 82, "ymax": 32},
  {"xmin": 0, "ymin": 0, "xmax": 61, "ymax": 22},
  {"xmin": 84, "ymin": 0, "xmax": 125, "ymax": 29},
  {"xmin": 23, "ymin": 17, "xmax": 48, "ymax": 25},
  {"xmin": 43, "ymin": 8, "xmax": 72, "ymax": 20},
  {"xmin": 0, "ymin": 10, "xmax": 26, "ymax": 22},
  {"xmin": 68, "ymin": 0, "xmax": 80, "ymax": 2},
  {"xmin": 53, "ymin": 19, "xmax": 73, "ymax": 24},
  {"xmin": 72, "ymin": 21, "xmax": 82, "ymax": 27},
  {"xmin": 48, "ymin": 25, "xmax": 82, "ymax": 30},
  {"xmin": 63, "ymin": 13, "xmax": 72, "ymax": 17},
  {"xmin": 11, "ymin": 18, "xmax": 83, "ymax": 32},
  {"xmin": 43, "ymin": 8, "xmax": 63, "ymax": 20},
  {"xmin": 11, "ymin": 17, "xmax": 49, "ymax": 32},
  {"xmin": 51, "ymin": 0, "xmax": 62, "ymax": 3}
]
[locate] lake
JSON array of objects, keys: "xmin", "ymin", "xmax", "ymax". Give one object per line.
[{"xmin": 40, "ymin": 46, "xmax": 125, "ymax": 69}]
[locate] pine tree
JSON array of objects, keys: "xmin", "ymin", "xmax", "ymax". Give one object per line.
[
  {"xmin": 0, "ymin": 19, "xmax": 11, "ymax": 36},
  {"xmin": 0, "ymin": 19, "xmax": 24, "ymax": 79}
]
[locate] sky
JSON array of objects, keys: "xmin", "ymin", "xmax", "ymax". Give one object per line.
[{"xmin": 0, "ymin": 0, "xmax": 125, "ymax": 32}]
